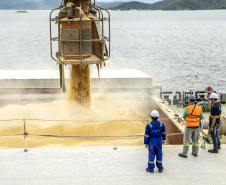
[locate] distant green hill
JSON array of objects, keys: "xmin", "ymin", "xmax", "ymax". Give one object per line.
[
  {"xmin": 110, "ymin": 1, "xmax": 152, "ymax": 10},
  {"xmin": 96, "ymin": 2, "xmax": 124, "ymax": 9},
  {"xmin": 110, "ymin": 0, "xmax": 226, "ymax": 10}
]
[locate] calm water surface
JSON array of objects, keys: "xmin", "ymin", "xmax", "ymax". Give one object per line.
[{"xmin": 0, "ymin": 10, "xmax": 226, "ymax": 92}]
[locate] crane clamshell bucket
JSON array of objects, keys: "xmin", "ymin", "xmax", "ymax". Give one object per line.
[
  {"xmin": 50, "ymin": 0, "xmax": 110, "ymax": 91},
  {"xmin": 50, "ymin": 0, "xmax": 110, "ymax": 66}
]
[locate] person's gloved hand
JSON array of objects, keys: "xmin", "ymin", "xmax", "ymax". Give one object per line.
[
  {"xmin": 162, "ymin": 140, "xmax": 166, "ymax": 144},
  {"xmin": 145, "ymin": 144, "xmax": 148, "ymax": 148}
]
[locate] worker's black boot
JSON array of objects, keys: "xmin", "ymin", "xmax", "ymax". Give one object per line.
[
  {"xmin": 179, "ymin": 153, "xmax": 187, "ymax": 158},
  {"xmin": 192, "ymin": 153, "xmax": 197, "ymax": 157},
  {"xmin": 208, "ymin": 149, "xmax": 218, "ymax": 153},
  {"xmin": 146, "ymin": 168, "xmax": 154, "ymax": 173},
  {"xmin": 158, "ymin": 168, "xmax": 163, "ymax": 173}
]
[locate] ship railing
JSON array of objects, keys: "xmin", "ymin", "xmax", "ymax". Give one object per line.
[{"xmin": 0, "ymin": 117, "xmax": 182, "ymax": 152}]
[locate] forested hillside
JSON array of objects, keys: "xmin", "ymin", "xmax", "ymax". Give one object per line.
[{"xmin": 110, "ymin": 0, "xmax": 226, "ymax": 10}]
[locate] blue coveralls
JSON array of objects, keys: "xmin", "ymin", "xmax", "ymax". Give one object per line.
[{"xmin": 144, "ymin": 120, "xmax": 166, "ymax": 171}]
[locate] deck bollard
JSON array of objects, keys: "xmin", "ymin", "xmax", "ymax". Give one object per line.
[{"xmin": 24, "ymin": 118, "xmax": 27, "ymax": 152}]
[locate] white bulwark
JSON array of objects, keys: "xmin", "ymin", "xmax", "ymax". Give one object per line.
[{"xmin": 0, "ymin": 69, "xmax": 152, "ymax": 88}]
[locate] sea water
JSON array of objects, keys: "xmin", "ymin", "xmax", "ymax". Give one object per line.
[{"xmin": 0, "ymin": 10, "xmax": 226, "ymax": 92}]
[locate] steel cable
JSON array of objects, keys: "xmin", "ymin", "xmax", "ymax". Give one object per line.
[
  {"xmin": 26, "ymin": 132, "xmax": 183, "ymax": 139},
  {"xmin": 0, "ymin": 119, "xmax": 24, "ymax": 122},
  {"xmin": 0, "ymin": 133, "xmax": 183, "ymax": 138},
  {"xmin": 24, "ymin": 117, "xmax": 176, "ymax": 123},
  {"xmin": 0, "ymin": 117, "xmax": 183, "ymax": 140},
  {"xmin": 0, "ymin": 134, "xmax": 24, "ymax": 137}
]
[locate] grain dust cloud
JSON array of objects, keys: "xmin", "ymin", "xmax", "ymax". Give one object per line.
[{"xmin": 0, "ymin": 65, "xmax": 148, "ymax": 148}]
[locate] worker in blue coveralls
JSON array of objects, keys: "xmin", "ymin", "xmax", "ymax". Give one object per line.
[{"xmin": 144, "ymin": 110, "xmax": 166, "ymax": 173}]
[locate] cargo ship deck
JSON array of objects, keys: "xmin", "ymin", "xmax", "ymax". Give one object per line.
[
  {"xmin": 0, "ymin": 145, "xmax": 225, "ymax": 185},
  {"xmin": 0, "ymin": 69, "xmax": 225, "ymax": 184}
]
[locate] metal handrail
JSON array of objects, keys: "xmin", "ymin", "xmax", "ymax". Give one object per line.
[
  {"xmin": 90, "ymin": 5, "xmax": 104, "ymax": 60},
  {"xmin": 91, "ymin": 5, "xmax": 110, "ymax": 58},
  {"xmin": 53, "ymin": 38, "xmax": 108, "ymax": 42},
  {"xmin": 50, "ymin": 6, "xmax": 63, "ymax": 61},
  {"xmin": 79, "ymin": 0, "xmax": 83, "ymax": 64}
]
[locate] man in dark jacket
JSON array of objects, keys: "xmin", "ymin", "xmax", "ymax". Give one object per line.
[
  {"xmin": 144, "ymin": 110, "xmax": 166, "ymax": 173},
  {"xmin": 208, "ymin": 93, "xmax": 221, "ymax": 153}
]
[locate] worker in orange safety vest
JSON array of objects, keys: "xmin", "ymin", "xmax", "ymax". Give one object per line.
[{"xmin": 179, "ymin": 95, "xmax": 203, "ymax": 158}]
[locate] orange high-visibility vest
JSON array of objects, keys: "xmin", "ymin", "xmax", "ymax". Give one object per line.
[{"xmin": 184, "ymin": 105, "xmax": 202, "ymax": 127}]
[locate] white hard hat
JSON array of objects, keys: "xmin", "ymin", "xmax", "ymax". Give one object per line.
[
  {"xmin": 209, "ymin": 93, "xmax": 218, "ymax": 99},
  {"xmin": 150, "ymin": 110, "xmax": 159, "ymax": 118}
]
